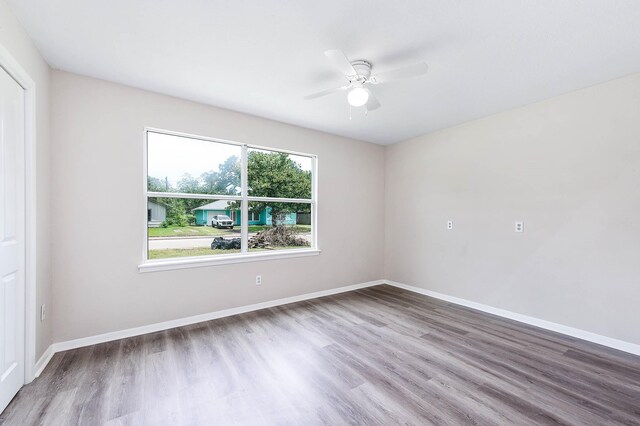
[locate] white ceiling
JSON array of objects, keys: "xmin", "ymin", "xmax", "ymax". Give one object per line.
[{"xmin": 8, "ymin": 0, "xmax": 640, "ymax": 145}]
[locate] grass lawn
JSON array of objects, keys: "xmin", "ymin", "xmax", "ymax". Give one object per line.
[
  {"xmin": 148, "ymin": 245, "xmax": 310, "ymax": 259},
  {"xmin": 148, "ymin": 224, "xmax": 311, "ymax": 238},
  {"xmin": 148, "ymin": 247, "xmax": 240, "ymax": 259}
]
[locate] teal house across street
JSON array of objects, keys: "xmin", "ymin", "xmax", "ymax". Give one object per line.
[{"xmin": 192, "ymin": 200, "xmax": 297, "ymax": 226}]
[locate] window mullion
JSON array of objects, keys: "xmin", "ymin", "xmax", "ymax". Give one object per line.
[
  {"xmin": 241, "ymin": 144, "xmax": 248, "ymax": 253},
  {"xmin": 245, "ymin": 196, "xmax": 312, "ymax": 203},
  {"xmin": 147, "ymin": 192, "xmax": 242, "ymax": 201}
]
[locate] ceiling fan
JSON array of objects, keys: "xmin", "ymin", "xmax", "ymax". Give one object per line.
[{"xmin": 304, "ymin": 49, "xmax": 428, "ymax": 111}]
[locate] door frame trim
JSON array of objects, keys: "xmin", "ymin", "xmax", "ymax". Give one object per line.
[{"xmin": 0, "ymin": 42, "xmax": 38, "ymax": 383}]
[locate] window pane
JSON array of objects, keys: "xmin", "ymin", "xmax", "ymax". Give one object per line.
[
  {"xmin": 147, "ymin": 197, "xmax": 242, "ymax": 259},
  {"xmin": 148, "ymin": 131, "xmax": 241, "ymax": 195},
  {"xmin": 247, "ymin": 148, "xmax": 312, "ymax": 199},
  {"xmin": 247, "ymin": 201, "xmax": 312, "ymax": 252}
]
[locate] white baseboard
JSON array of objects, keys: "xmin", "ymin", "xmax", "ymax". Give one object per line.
[
  {"xmin": 50, "ymin": 279, "xmax": 384, "ymax": 355},
  {"xmin": 385, "ymin": 280, "xmax": 640, "ymax": 357},
  {"xmin": 33, "ymin": 345, "xmax": 54, "ymax": 378}
]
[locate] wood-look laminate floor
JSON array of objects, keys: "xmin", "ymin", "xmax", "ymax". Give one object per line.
[{"xmin": 2, "ymin": 285, "xmax": 640, "ymax": 425}]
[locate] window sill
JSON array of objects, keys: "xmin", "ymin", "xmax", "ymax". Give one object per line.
[{"xmin": 138, "ymin": 248, "xmax": 321, "ymax": 273}]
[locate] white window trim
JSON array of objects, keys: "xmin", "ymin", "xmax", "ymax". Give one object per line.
[
  {"xmin": 139, "ymin": 127, "xmax": 319, "ymax": 272},
  {"xmin": 139, "ymin": 249, "xmax": 321, "ymax": 273}
]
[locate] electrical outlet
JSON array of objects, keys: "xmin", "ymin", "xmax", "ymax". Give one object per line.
[
  {"xmin": 515, "ymin": 221, "xmax": 524, "ymax": 233},
  {"xmin": 255, "ymin": 275, "xmax": 262, "ymax": 286},
  {"xmin": 447, "ymin": 220, "xmax": 453, "ymax": 230},
  {"xmin": 40, "ymin": 304, "xmax": 46, "ymax": 322}
]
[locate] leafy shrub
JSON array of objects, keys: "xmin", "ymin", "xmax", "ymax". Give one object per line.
[{"xmin": 171, "ymin": 213, "xmax": 188, "ymax": 227}]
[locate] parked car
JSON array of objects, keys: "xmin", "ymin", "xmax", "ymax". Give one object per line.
[{"xmin": 211, "ymin": 214, "xmax": 234, "ymax": 229}]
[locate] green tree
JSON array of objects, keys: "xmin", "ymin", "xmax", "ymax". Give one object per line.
[
  {"xmin": 148, "ymin": 175, "xmax": 171, "ymax": 192},
  {"xmin": 176, "ymin": 173, "xmax": 205, "ymax": 213},
  {"xmin": 200, "ymin": 155, "xmax": 241, "ymax": 195},
  {"xmin": 245, "ymin": 151, "xmax": 311, "ymax": 226},
  {"xmin": 177, "ymin": 173, "xmax": 200, "ymax": 194}
]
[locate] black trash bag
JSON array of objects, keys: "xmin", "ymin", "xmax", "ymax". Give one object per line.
[{"xmin": 211, "ymin": 237, "xmax": 241, "ymax": 250}]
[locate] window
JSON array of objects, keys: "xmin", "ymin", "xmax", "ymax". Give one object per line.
[{"xmin": 142, "ymin": 129, "xmax": 317, "ymax": 270}]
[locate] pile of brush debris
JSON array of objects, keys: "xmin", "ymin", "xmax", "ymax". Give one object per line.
[
  {"xmin": 248, "ymin": 226, "xmax": 310, "ymax": 249},
  {"xmin": 210, "ymin": 227, "xmax": 310, "ymax": 250}
]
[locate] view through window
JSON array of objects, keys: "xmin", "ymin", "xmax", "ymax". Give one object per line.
[{"xmin": 146, "ymin": 130, "xmax": 315, "ymax": 261}]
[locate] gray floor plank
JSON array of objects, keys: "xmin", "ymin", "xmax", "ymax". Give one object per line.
[{"xmin": 1, "ymin": 284, "xmax": 639, "ymax": 425}]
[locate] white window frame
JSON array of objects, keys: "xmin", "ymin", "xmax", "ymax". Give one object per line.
[
  {"xmin": 139, "ymin": 128, "xmax": 319, "ymax": 272},
  {"xmin": 248, "ymin": 210, "xmax": 260, "ymax": 222}
]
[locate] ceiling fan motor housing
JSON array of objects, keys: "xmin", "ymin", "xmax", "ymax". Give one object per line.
[{"xmin": 351, "ymin": 60, "xmax": 372, "ymax": 81}]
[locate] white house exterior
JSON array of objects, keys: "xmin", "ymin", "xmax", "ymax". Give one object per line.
[{"xmin": 147, "ymin": 200, "xmax": 167, "ymax": 227}]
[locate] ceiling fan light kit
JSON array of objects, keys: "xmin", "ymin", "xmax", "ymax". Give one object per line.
[
  {"xmin": 347, "ymin": 86, "xmax": 369, "ymax": 107},
  {"xmin": 304, "ymin": 49, "xmax": 428, "ymax": 113}
]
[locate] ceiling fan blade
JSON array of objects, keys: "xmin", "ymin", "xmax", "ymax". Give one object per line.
[
  {"xmin": 324, "ymin": 49, "xmax": 358, "ymax": 77},
  {"xmin": 303, "ymin": 85, "xmax": 350, "ymax": 100},
  {"xmin": 371, "ymin": 62, "xmax": 428, "ymax": 84},
  {"xmin": 365, "ymin": 88, "xmax": 381, "ymax": 111}
]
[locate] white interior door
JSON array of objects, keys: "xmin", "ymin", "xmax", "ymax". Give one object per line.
[{"xmin": 0, "ymin": 66, "xmax": 26, "ymax": 413}]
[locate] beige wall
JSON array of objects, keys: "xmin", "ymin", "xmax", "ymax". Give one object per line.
[
  {"xmin": 7, "ymin": 2, "xmax": 637, "ymax": 349},
  {"xmin": 50, "ymin": 70, "xmax": 385, "ymax": 342},
  {"xmin": 385, "ymin": 72, "xmax": 640, "ymax": 345},
  {"xmin": 0, "ymin": 0, "xmax": 52, "ymax": 359}
]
